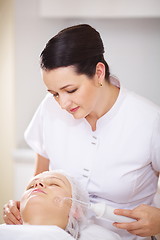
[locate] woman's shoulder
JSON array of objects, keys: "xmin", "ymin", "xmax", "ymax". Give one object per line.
[
  {"xmin": 38, "ymin": 93, "xmax": 63, "ymax": 116},
  {"xmin": 123, "ymin": 88, "xmax": 160, "ymax": 119}
]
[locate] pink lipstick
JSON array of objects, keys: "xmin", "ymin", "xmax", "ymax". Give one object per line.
[{"xmin": 70, "ymin": 106, "xmax": 79, "ymax": 113}]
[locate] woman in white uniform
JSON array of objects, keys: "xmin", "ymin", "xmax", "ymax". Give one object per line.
[{"xmin": 3, "ymin": 24, "xmax": 160, "ymax": 240}]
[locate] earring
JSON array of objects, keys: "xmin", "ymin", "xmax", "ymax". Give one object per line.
[{"xmin": 99, "ymin": 82, "xmax": 103, "ymax": 87}]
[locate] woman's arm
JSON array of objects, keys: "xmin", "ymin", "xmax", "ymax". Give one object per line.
[{"xmin": 34, "ymin": 154, "xmax": 49, "ymax": 176}]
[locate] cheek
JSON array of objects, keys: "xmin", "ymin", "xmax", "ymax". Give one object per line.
[
  {"xmin": 52, "ymin": 196, "xmax": 64, "ymax": 207},
  {"xmin": 50, "ymin": 190, "xmax": 72, "ymax": 208},
  {"xmin": 76, "ymin": 86, "xmax": 96, "ymax": 104},
  {"xmin": 49, "ymin": 196, "xmax": 71, "ymax": 219},
  {"xmin": 82, "ymin": 90, "xmax": 97, "ymax": 108}
]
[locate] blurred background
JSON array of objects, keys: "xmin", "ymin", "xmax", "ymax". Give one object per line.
[{"xmin": 0, "ymin": 0, "xmax": 160, "ymax": 224}]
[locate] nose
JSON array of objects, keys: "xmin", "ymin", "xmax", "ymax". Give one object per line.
[
  {"xmin": 34, "ymin": 180, "xmax": 45, "ymax": 188},
  {"xmin": 59, "ymin": 95, "xmax": 72, "ymax": 110}
]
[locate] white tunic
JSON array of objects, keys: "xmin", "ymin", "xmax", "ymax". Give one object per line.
[{"xmin": 24, "ymin": 82, "xmax": 160, "ymax": 240}]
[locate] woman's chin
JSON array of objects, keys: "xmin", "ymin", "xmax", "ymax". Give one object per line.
[{"xmin": 71, "ymin": 111, "xmax": 87, "ymax": 119}]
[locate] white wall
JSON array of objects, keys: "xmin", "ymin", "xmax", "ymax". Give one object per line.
[
  {"xmin": 14, "ymin": 0, "xmax": 76, "ymax": 148},
  {"xmin": 15, "ymin": 0, "xmax": 60, "ymax": 148}
]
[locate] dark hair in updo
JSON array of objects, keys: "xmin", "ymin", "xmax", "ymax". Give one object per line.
[{"xmin": 40, "ymin": 24, "xmax": 110, "ymax": 81}]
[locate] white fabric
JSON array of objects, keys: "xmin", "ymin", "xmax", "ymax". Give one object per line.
[
  {"xmin": 0, "ymin": 224, "xmax": 121, "ymax": 240},
  {"xmin": 24, "ymin": 80, "xmax": 160, "ymax": 240},
  {"xmin": 0, "ymin": 225, "xmax": 75, "ymax": 240},
  {"xmin": 79, "ymin": 224, "xmax": 122, "ymax": 240}
]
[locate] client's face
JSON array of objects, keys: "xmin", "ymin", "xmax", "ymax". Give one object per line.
[{"xmin": 20, "ymin": 171, "xmax": 72, "ymax": 228}]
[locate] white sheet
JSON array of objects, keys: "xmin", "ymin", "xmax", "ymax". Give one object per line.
[
  {"xmin": 0, "ymin": 225, "xmax": 75, "ymax": 240},
  {"xmin": 0, "ymin": 224, "xmax": 122, "ymax": 240},
  {"xmin": 79, "ymin": 224, "xmax": 122, "ymax": 240}
]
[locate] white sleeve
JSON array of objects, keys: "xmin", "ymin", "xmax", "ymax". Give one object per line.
[
  {"xmin": 24, "ymin": 95, "xmax": 49, "ymax": 159},
  {"xmin": 151, "ymin": 112, "xmax": 160, "ymax": 172}
]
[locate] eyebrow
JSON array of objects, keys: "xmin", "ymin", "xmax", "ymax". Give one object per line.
[
  {"xmin": 28, "ymin": 176, "xmax": 67, "ymax": 186},
  {"xmin": 48, "ymin": 84, "xmax": 74, "ymax": 93},
  {"xmin": 60, "ymin": 84, "xmax": 73, "ymax": 90},
  {"xmin": 47, "ymin": 176, "xmax": 66, "ymax": 185}
]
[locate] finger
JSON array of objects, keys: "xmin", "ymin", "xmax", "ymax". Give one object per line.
[
  {"xmin": 113, "ymin": 220, "xmax": 142, "ymax": 231},
  {"xmin": 128, "ymin": 228, "xmax": 149, "ymax": 237},
  {"xmin": 5, "ymin": 206, "xmax": 22, "ymax": 225},
  {"xmin": 3, "ymin": 201, "xmax": 22, "ymax": 224},
  {"xmin": 114, "ymin": 209, "xmax": 139, "ymax": 220},
  {"xmin": 8, "ymin": 200, "xmax": 22, "ymax": 221},
  {"xmin": 16, "ymin": 201, "xmax": 21, "ymax": 210},
  {"xmin": 3, "ymin": 214, "xmax": 15, "ymax": 225},
  {"xmin": 3, "ymin": 203, "xmax": 9, "ymax": 213}
]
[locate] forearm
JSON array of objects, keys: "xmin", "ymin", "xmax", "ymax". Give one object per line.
[{"xmin": 34, "ymin": 154, "xmax": 49, "ymax": 176}]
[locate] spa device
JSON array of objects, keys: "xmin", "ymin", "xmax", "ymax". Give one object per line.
[{"xmin": 65, "ymin": 197, "xmax": 135, "ymax": 223}]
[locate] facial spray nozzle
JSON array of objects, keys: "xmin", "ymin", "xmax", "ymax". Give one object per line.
[
  {"xmin": 63, "ymin": 197, "xmax": 135, "ymax": 223},
  {"xmin": 63, "ymin": 197, "xmax": 105, "ymax": 217}
]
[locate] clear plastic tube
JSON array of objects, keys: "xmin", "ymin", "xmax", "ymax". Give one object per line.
[{"xmin": 64, "ymin": 197, "xmax": 91, "ymax": 208}]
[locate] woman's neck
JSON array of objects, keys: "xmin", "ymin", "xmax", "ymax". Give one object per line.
[
  {"xmin": 23, "ymin": 215, "xmax": 54, "ymax": 225},
  {"xmin": 22, "ymin": 214, "xmax": 66, "ymax": 229},
  {"xmin": 85, "ymin": 82, "xmax": 120, "ymax": 131}
]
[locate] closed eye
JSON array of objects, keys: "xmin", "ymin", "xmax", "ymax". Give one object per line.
[
  {"xmin": 49, "ymin": 183, "xmax": 60, "ymax": 187},
  {"xmin": 67, "ymin": 89, "xmax": 77, "ymax": 93}
]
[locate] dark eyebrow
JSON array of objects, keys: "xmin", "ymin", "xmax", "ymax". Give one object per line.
[
  {"xmin": 47, "ymin": 85, "xmax": 73, "ymax": 93},
  {"xmin": 60, "ymin": 84, "xmax": 73, "ymax": 90},
  {"xmin": 47, "ymin": 90, "xmax": 55, "ymax": 94}
]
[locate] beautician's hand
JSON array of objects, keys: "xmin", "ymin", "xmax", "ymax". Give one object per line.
[
  {"xmin": 3, "ymin": 200, "xmax": 22, "ymax": 224},
  {"xmin": 113, "ymin": 204, "xmax": 160, "ymax": 237}
]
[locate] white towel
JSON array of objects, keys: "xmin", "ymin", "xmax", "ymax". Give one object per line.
[
  {"xmin": 79, "ymin": 224, "xmax": 122, "ymax": 240},
  {"xmin": 0, "ymin": 225, "xmax": 75, "ymax": 240}
]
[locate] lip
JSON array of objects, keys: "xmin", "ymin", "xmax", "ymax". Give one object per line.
[
  {"xmin": 70, "ymin": 106, "xmax": 79, "ymax": 113},
  {"xmin": 31, "ymin": 188, "xmax": 46, "ymax": 194}
]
